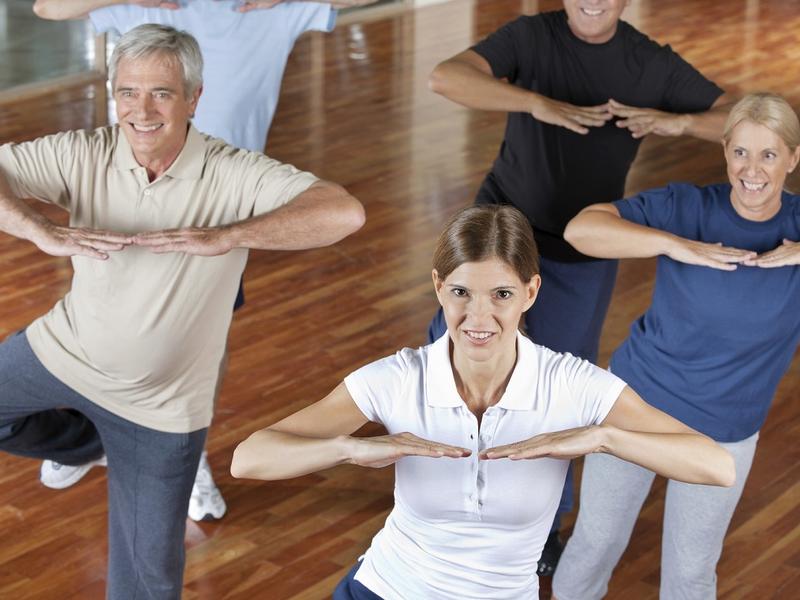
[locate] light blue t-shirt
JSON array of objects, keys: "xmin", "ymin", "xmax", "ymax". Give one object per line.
[
  {"xmin": 91, "ymin": 0, "xmax": 335, "ymax": 152},
  {"xmin": 611, "ymin": 183, "xmax": 800, "ymax": 442}
]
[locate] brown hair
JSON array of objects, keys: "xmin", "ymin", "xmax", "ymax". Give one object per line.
[
  {"xmin": 433, "ymin": 204, "xmax": 539, "ymax": 282},
  {"xmin": 723, "ymin": 93, "xmax": 800, "ymax": 151}
]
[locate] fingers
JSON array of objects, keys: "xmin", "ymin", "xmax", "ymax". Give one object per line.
[
  {"xmin": 395, "ymin": 432, "xmax": 471, "ymax": 459},
  {"xmin": 480, "ymin": 441, "xmax": 548, "ymax": 461},
  {"xmin": 743, "ymin": 240, "xmax": 800, "ymax": 268}
]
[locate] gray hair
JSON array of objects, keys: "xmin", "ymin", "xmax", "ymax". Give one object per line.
[
  {"xmin": 723, "ymin": 93, "xmax": 800, "ymax": 152},
  {"xmin": 109, "ymin": 24, "xmax": 203, "ymax": 97}
]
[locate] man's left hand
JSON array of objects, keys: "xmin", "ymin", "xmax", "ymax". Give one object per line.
[
  {"xmin": 609, "ymin": 99, "xmax": 689, "ymax": 138},
  {"xmin": 133, "ymin": 226, "xmax": 234, "ymax": 256},
  {"xmin": 743, "ymin": 239, "xmax": 800, "ymax": 268}
]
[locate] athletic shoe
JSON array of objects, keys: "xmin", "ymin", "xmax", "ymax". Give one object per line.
[
  {"xmin": 187, "ymin": 451, "xmax": 227, "ymax": 522},
  {"xmin": 537, "ymin": 530, "xmax": 564, "ymax": 577},
  {"xmin": 40, "ymin": 455, "xmax": 108, "ymax": 490}
]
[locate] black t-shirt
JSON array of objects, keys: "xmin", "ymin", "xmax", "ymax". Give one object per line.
[{"xmin": 471, "ymin": 10, "xmax": 724, "ymax": 261}]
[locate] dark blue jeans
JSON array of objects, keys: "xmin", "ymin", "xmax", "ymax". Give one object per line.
[
  {"xmin": 333, "ymin": 562, "xmax": 384, "ymax": 600},
  {"xmin": 428, "ymin": 256, "xmax": 619, "ymax": 527},
  {"xmin": 0, "ymin": 331, "xmax": 207, "ymax": 600}
]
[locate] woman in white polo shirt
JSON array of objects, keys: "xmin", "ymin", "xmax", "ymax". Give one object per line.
[{"xmin": 231, "ymin": 205, "xmax": 735, "ymax": 600}]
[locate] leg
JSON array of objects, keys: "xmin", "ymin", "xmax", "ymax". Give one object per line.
[
  {"xmin": 0, "ymin": 330, "xmax": 103, "ymax": 465},
  {"xmin": 660, "ymin": 432, "xmax": 759, "ymax": 600},
  {"xmin": 525, "ymin": 257, "xmax": 619, "ymax": 569},
  {"xmin": 552, "ymin": 452, "xmax": 656, "ymax": 600},
  {"xmin": 94, "ymin": 405, "xmax": 206, "ymax": 600}
]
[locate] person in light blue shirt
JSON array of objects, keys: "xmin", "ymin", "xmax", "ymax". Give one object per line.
[{"xmin": 554, "ymin": 92, "xmax": 800, "ymax": 600}]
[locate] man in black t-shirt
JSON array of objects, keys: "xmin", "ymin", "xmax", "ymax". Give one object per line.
[{"xmin": 426, "ymin": 0, "xmax": 729, "ymax": 578}]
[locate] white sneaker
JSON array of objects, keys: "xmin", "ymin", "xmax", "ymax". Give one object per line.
[
  {"xmin": 40, "ymin": 455, "xmax": 108, "ymax": 490},
  {"xmin": 187, "ymin": 451, "xmax": 227, "ymax": 522}
]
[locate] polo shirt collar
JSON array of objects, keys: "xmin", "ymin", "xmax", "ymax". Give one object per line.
[
  {"xmin": 425, "ymin": 331, "xmax": 538, "ymax": 411},
  {"xmin": 112, "ymin": 123, "xmax": 205, "ymax": 181}
]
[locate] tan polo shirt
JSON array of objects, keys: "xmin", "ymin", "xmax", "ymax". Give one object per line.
[{"xmin": 0, "ymin": 125, "xmax": 318, "ymax": 432}]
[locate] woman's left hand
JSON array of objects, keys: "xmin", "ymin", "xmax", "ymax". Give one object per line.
[
  {"xmin": 480, "ymin": 426, "xmax": 605, "ymax": 461},
  {"xmin": 743, "ymin": 239, "xmax": 800, "ymax": 268}
]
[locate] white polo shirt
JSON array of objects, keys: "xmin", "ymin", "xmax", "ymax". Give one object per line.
[{"xmin": 344, "ymin": 331, "xmax": 626, "ymax": 599}]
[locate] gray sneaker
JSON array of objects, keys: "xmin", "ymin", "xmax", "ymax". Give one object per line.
[
  {"xmin": 40, "ymin": 455, "xmax": 108, "ymax": 489},
  {"xmin": 187, "ymin": 451, "xmax": 227, "ymax": 522}
]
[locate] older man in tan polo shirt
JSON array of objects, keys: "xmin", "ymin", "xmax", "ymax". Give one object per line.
[{"xmin": 0, "ymin": 24, "xmax": 364, "ymax": 599}]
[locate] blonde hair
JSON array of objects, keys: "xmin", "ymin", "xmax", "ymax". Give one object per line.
[{"xmin": 723, "ymin": 93, "xmax": 800, "ymax": 151}]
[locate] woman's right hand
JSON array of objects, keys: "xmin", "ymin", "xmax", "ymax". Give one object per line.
[
  {"xmin": 346, "ymin": 432, "xmax": 471, "ymax": 469},
  {"xmin": 665, "ymin": 236, "xmax": 755, "ymax": 270}
]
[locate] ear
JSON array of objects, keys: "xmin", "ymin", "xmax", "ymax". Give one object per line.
[
  {"xmin": 432, "ymin": 269, "xmax": 445, "ymax": 305},
  {"xmin": 188, "ymin": 84, "xmax": 203, "ymax": 117},
  {"xmin": 522, "ymin": 274, "xmax": 542, "ymax": 312},
  {"xmin": 788, "ymin": 145, "xmax": 800, "ymax": 173}
]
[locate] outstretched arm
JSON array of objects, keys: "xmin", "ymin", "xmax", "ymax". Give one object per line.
[
  {"xmin": 564, "ymin": 202, "xmax": 754, "ymax": 269},
  {"xmin": 483, "ymin": 386, "xmax": 735, "ymax": 487},
  {"xmin": 428, "ymin": 50, "xmax": 612, "ymax": 135},
  {"xmin": 231, "ymin": 382, "xmax": 471, "ymax": 480},
  {"xmin": 232, "ymin": 0, "xmax": 378, "ymax": 11},
  {"xmin": 609, "ymin": 94, "xmax": 734, "ymax": 143},
  {"xmin": 0, "ymin": 168, "xmax": 131, "ymax": 259},
  {"xmin": 33, "ymin": 1, "xmax": 179, "ymax": 20},
  {"xmin": 133, "ymin": 180, "xmax": 365, "ymax": 255}
]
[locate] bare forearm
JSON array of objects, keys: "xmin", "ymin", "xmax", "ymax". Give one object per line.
[
  {"xmin": 682, "ymin": 103, "xmax": 732, "ymax": 142},
  {"xmin": 0, "ymin": 172, "xmax": 47, "ymax": 243},
  {"xmin": 429, "ymin": 59, "xmax": 538, "ymax": 114},
  {"xmin": 564, "ymin": 206, "xmax": 676, "ymax": 259},
  {"xmin": 33, "ymin": 0, "xmax": 124, "ymax": 20},
  {"xmin": 231, "ymin": 430, "xmax": 353, "ymax": 480},
  {"xmin": 228, "ymin": 181, "xmax": 365, "ymax": 251},
  {"xmin": 600, "ymin": 425, "xmax": 735, "ymax": 486}
]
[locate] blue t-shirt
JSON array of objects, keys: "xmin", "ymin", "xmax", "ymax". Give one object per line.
[{"xmin": 610, "ymin": 183, "xmax": 800, "ymax": 442}]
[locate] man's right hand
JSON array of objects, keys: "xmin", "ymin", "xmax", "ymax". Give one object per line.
[
  {"xmin": 530, "ymin": 95, "xmax": 612, "ymax": 135},
  {"xmin": 31, "ymin": 221, "xmax": 132, "ymax": 260}
]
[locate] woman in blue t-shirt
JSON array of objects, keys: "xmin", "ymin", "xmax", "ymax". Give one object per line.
[{"xmin": 554, "ymin": 92, "xmax": 800, "ymax": 600}]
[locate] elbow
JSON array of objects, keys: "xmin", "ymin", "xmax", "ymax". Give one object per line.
[
  {"xmin": 563, "ymin": 216, "xmax": 586, "ymax": 252},
  {"xmin": 427, "ymin": 63, "xmax": 450, "ymax": 96},
  {"xmin": 32, "ymin": 1, "xmax": 60, "ymax": 20},
  {"xmin": 230, "ymin": 442, "xmax": 255, "ymax": 480},
  {"xmin": 344, "ymin": 196, "xmax": 366, "ymax": 236},
  {"xmin": 715, "ymin": 449, "xmax": 737, "ymax": 488}
]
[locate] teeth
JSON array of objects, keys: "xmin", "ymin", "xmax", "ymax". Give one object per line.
[
  {"xmin": 582, "ymin": 8, "xmax": 603, "ymax": 16},
  {"xmin": 742, "ymin": 180, "xmax": 766, "ymax": 192},
  {"xmin": 132, "ymin": 123, "xmax": 161, "ymax": 132},
  {"xmin": 466, "ymin": 331, "xmax": 492, "ymax": 340}
]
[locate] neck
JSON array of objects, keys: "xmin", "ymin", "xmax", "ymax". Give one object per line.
[
  {"xmin": 451, "ymin": 337, "xmax": 518, "ymax": 413},
  {"xmin": 133, "ymin": 125, "xmax": 189, "ymax": 182},
  {"xmin": 729, "ymin": 190, "xmax": 783, "ymax": 222}
]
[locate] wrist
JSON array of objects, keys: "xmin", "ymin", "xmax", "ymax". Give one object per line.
[
  {"xmin": 596, "ymin": 424, "xmax": 617, "ymax": 454},
  {"xmin": 336, "ymin": 435, "xmax": 358, "ymax": 465}
]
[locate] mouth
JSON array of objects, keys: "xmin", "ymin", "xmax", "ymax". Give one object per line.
[
  {"xmin": 580, "ymin": 7, "xmax": 604, "ymax": 17},
  {"xmin": 129, "ymin": 123, "xmax": 163, "ymax": 134},
  {"xmin": 463, "ymin": 330, "xmax": 496, "ymax": 345},
  {"xmin": 741, "ymin": 179, "xmax": 767, "ymax": 193}
]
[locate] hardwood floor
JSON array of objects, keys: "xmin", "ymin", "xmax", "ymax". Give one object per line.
[{"xmin": 1, "ymin": 1, "xmax": 799, "ymax": 598}]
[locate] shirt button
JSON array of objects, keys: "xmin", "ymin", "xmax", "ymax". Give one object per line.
[{"xmin": 143, "ymin": 189, "xmax": 152, "ymax": 196}]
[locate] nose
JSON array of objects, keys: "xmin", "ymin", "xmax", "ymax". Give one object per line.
[
  {"xmin": 133, "ymin": 94, "xmax": 154, "ymax": 118},
  {"xmin": 466, "ymin": 295, "xmax": 492, "ymax": 322}
]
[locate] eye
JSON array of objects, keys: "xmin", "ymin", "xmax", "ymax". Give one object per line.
[
  {"xmin": 451, "ymin": 287, "xmax": 468, "ymax": 297},
  {"xmin": 119, "ymin": 91, "xmax": 134, "ymax": 98},
  {"xmin": 495, "ymin": 289, "xmax": 513, "ymax": 300},
  {"xmin": 764, "ymin": 151, "xmax": 777, "ymax": 160},
  {"xmin": 154, "ymin": 92, "xmax": 170, "ymax": 100},
  {"xmin": 733, "ymin": 148, "xmax": 745, "ymax": 158}
]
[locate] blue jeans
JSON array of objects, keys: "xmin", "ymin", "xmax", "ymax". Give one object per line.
[
  {"xmin": 428, "ymin": 256, "xmax": 619, "ymax": 525},
  {"xmin": 334, "ymin": 562, "xmax": 384, "ymax": 600},
  {"xmin": 0, "ymin": 331, "xmax": 207, "ymax": 600}
]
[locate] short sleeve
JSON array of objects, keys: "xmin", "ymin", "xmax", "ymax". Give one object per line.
[
  {"xmin": 561, "ymin": 355, "xmax": 627, "ymax": 426},
  {"xmin": 290, "ymin": 3, "xmax": 336, "ymax": 34},
  {"xmin": 219, "ymin": 150, "xmax": 318, "ymax": 219},
  {"xmin": 89, "ymin": 6, "xmax": 142, "ymax": 35},
  {"xmin": 344, "ymin": 350, "xmax": 411, "ymax": 425},
  {"xmin": 471, "ymin": 17, "xmax": 527, "ymax": 80},
  {"xmin": 0, "ymin": 132, "xmax": 80, "ymax": 209},
  {"xmin": 613, "ymin": 185, "xmax": 679, "ymax": 231},
  {"xmin": 659, "ymin": 46, "xmax": 723, "ymax": 113}
]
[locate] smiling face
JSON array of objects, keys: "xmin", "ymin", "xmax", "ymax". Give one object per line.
[
  {"xmin": 562, "ymin": 0, "xmax": 629, "ymax": 44},
  {"xmin": 433, "ymin": 258, "xmax": 541, "ymax": 364},
  {"xmin": 114, "ymin": 52, "xmax": 201, "ymax": 171},
  {"xmin": 724, "ymin": 120, "xmax": 800, "ymax": 221}
]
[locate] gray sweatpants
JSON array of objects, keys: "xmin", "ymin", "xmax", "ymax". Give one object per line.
[
  {"xmin": 0, "ymin": 331, "xmax": 207, "ymax": 600},
  {"xmin": 553, "ymin": 433, "xmax": 758, "ymax": 600}
]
